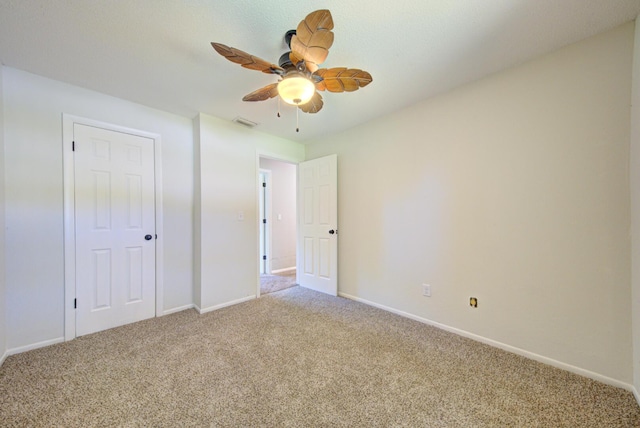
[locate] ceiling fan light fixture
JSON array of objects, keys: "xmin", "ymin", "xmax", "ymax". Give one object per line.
[
  {"xmin": 277, "ymin": 74, "xmax": 315, "ymax": 105},
  {"xmin": 212, "ymin": 9, "xmax": 371, "ymax": 118}
]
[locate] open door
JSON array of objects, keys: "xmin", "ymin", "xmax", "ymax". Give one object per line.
[{"xmin": 297, "ymin": 155, "xmax": 338, "ymax": 296}]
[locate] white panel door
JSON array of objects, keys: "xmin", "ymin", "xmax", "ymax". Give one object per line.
[
  {"xmin": 297, "ymin": 155, "xmax": 337, "ymax": 295},
  {"xmin": 74, "ymin": 124, "xmax": 156, "ymax": 336}
]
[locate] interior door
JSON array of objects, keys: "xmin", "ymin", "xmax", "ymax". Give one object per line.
[
  {"xmin": 74, "ymin": 123, "xmax": 156, "ymax": 336},
  {"xmin": 297, "ymin": 154, "xmax": 338, "ymax": 295}
]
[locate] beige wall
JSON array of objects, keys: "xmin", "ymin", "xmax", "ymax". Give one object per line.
[
  {"xmin": 193, "ymin": 113, "xmax": 304, "ymax": 311},
  {"xmin": 3, "ymin": 67, "xmax": 194, "ymax": 350},
  {"xmin": 307, "ymin": 22, "xmax": 634, "ymax": 384},
  {"xmin": 259, "ymin": 158, "xmax": 297, "ymax": 272},
  {"xmin": 0, "ymin": 66, "xmax": 6, "ymax": 361},
  {"xmin": 631, "ymin": 17, "xmax": 640, "ymax": 400}
]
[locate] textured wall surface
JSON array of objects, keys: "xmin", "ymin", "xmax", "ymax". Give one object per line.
[{"xmin": 307, "ymin": 23, "xmax": 634, "ymax": 384}]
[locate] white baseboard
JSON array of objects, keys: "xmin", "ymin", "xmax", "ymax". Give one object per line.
[
  {"xmin": 0, "ymin": 350, "xmax": 8, "ymax": 367},
  {"xmin": 633, "ymin": 385, "xmax": 640, "ymax": 406},
  {"xmin": 7, "ymin": 337, "xmax": 65, "ymax": 357},
  {"xmin": 338, "ymin": 292, "xmax": 635, "ymax": 393},
  {"xmin": 163, "ymin": 304, "xmax": 195, "ymax": 316},
  {"xmin": 271, "ymin": 267, "xmax": 296, "ymax": 274},
  {"xmin": 196, "ymin": 295, "xmax": 256, "ymax": 315}
]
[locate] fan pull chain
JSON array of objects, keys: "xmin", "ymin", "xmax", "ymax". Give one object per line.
[{"xmin": 276, "ymin": 97, "xmax": 301, "ymax": 132}]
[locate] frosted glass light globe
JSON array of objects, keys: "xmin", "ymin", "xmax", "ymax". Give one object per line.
[{"xmin": 277, "ymin": 75, "xmax": 315, "ymax": 105}]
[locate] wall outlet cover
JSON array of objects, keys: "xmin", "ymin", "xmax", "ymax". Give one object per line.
[{"xmin": 422, "ymin": 284, "xmax": 431, "ymax": 297}]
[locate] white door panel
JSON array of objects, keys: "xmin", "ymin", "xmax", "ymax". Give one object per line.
[
  {"xmin": 297, "ymin": 155, "xmax": 337, "ymax": 295},
  {"xmin": 74, "ymin": 124, "xmax": 156, "ymax": 336}
]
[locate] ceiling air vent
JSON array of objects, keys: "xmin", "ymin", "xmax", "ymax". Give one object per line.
[{"xmin": 232, "ymin": 116, "xmax": 258, "ymax": 129}]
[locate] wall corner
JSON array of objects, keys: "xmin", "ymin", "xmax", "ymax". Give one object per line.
[
  {"xmin": 630, "ymin": 16, "xmax": 640, "ymax": 398},
  {"xmin": 0, "ymin": 64, "xmax": 7, "ymax": 363},
  {"xmin": 192, "ymin": 114, "xmax": 203, "ymax": 310}
]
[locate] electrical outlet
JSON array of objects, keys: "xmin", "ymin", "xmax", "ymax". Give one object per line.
[
  {"xmin": 422, "ymin": 284, "xmax": 431, "ymax": 297},
  {"xmin": 470, "ymin": 297, "xmax": 478, "ymax": 308}
]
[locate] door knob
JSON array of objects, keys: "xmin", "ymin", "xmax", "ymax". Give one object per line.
[
  {"xmin": 144, "ymin": 234, "xmax": 153, "ymax": 241},
  {"xmin": 329, "ymin": 229, "xmax": 336, "ymax": 235}
]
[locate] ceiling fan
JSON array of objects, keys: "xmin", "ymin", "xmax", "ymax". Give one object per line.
[{"xmin": 211, "ymin": 9, "xmax": 372, "ymax": 127}]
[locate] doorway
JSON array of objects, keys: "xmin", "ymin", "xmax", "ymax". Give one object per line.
[{"xmin": 258, "ymin": 157, "xmax": 298, "ymax": 295}]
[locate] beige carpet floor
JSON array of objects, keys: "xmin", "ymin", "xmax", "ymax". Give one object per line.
[
  {"xmin": 260, "ymin": 270, "xmax": 297, "ymax": 294},
  {"xmin": 1, "ymin": 286, "xmax": 639, "ymax": 427}
]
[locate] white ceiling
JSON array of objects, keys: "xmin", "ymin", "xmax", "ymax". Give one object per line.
[{"xmin": 1, "ymin": 0, "xmax": 639, "ymax": 142}]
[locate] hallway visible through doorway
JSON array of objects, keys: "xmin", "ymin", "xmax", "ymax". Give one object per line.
[
  {"xmin": 260, "ymin": 270, "xmax": 297, "ymax": 294},
  {"xmin": 258, "ymin": 157, "xmax": 297, "ymax": 295}
]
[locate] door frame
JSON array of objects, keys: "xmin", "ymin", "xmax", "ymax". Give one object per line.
[
  {"xmin": 62, "ymin": 114, "xmax": 164, "ymax": 341},
  {"xmin": 259, "ymin": 169, "xmax": 272, "ymax": 276}
]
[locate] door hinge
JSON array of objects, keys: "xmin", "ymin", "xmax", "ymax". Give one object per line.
[
  {"xmin": 262, "ymin": 255, "xmax": 267, "ymax": 261},
  {"xmin": 263, "ymin": 219, "xmax": 266, "ymax": 224},
  {"xmin": 262, "ymin": 182, "xmax": 266, "ymax": 188},
  {"xmin": 74, "ymin": 298, "xmax": 77, "ymax": 309},
  {"xmin": 72, "ymin": 141, "xmax": 75, "ymax": 151}
]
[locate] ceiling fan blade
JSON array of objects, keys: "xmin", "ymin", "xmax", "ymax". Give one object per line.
[
  {"xmin": 211, "ymin": 42, "xmax": 283, "ymax": 75},
  {"xmin": 289, "ymin": 9, "xmax": 334, "ymax": 73},
  {"xmin": 314, "ymin": 68, "xmax": 372, "ymax": 92},
  {"xmin": 242, "ymin": 83, "xmax": 279, "ymax": 102},
  {"xmin": 299, "ymin": 91, "xmax": 324, "ymax": 114}
]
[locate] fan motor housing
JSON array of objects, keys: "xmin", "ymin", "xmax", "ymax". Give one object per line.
[
  {"xmin": 278, "ymin": 52, "xmax": 294, "ymax": 69},
  {"xmin": 279, "ymin": 30, "xmax": 298, "ymax": 70},
  {"xmin": 284, "ymin": 29, "xmax": 296, "ymax": 48}
]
